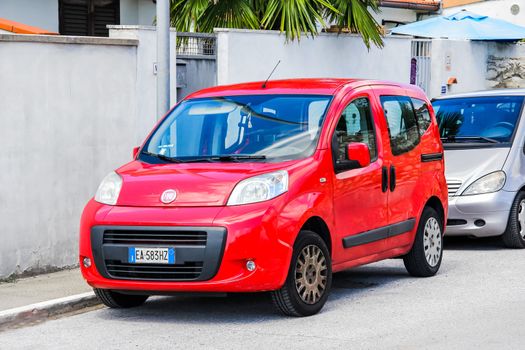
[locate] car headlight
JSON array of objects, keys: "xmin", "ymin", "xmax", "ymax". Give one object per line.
[
  {"xmin": 462, "ymin": 171, "xmax": 506, "ymax": 196},
  {"xmin": 227, "ymin": 170, "xmax": 288, "ymax": 206},
  {"xmin": 94, "ymin": 171, "xmax": 123, "ymax": 205}
]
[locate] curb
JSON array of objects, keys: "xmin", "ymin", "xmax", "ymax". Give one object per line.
[{"xmin": 0, "ymin": 292, "xmax": 100, "ymax": 331}]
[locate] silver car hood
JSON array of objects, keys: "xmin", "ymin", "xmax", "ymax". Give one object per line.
[{"xmin": 444, "ymin": 147, "xmax": 510, "ymax": 188}]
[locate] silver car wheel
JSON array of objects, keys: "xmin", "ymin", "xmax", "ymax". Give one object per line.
[
  {"xmin": 518, "ymin": 200, "xmax": 525, "ymax": 239},
  {"xmin": 423, "ymin": 217, "xmax": 442, "ymax": 267},
  {"xmin": 295, "ymin": 245, "xmax": 327, "ymax": 305}
]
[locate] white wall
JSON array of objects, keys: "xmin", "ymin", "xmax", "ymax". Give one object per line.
[
  {"xmin": 0, "ymin": 35, "xmax": 138, "ymax": 278},
  {"xmin": 0, "ymin": 27, "xmax": 174, "ymax": 279},
  {"xmin": 109, "ymin": 25, "xmax": 178, "ymax": 127},
  {"xmin": 372, "ymin": 7, "xmax": 418, "ymax": 30},
  {"xmin": 0, "ymin": 0, "xmax": 59, "ymax": 32},
  {"xmin": 443, "ymin": 0, "xmax": 525, "ymax": 26},
  {"xmin": 215, "ymin": 29, "xmax": 413, "ymax": 86},
  {"xmin": 428, "ymin": 39, "xmax": 488, "ymax": 98},
  {"xmin": 120, "ymin": 0, "xmax": 156, "ymax": 26}
]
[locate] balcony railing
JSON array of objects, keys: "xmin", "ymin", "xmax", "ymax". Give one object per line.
[{"xmin": 176, "ymin": 32, "xmax": 216, "ymax": 59}]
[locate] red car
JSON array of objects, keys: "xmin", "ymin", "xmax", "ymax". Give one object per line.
[{"xmin": 80, "ymin": 79, "xmax": 447, "ymax": 316}]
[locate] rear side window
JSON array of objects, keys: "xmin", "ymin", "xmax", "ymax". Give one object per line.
[
  {"xmin": 333, "ymin": 97, "xmax": 377, "ymax": 163},
  {"xmin": 380, "ymin": 96, "xmax": 420, "ymax": 155},
  {"xmin": 412, "ymin": 98, "xmax": 432, "ymax": 135}
]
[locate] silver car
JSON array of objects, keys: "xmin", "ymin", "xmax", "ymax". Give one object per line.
[{"xmin": 433, "ymin": 90, "xmax": 525, "ymax": 248}]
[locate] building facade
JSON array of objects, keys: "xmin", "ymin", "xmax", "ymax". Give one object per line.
[{"xmin": 0, "ymin": 0, "xmax": 156, "ymax": 36}]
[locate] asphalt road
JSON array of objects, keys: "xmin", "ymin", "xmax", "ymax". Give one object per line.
[{"xmin": 1, "ymin": 236, "xmax": 525, "ymax": 349}]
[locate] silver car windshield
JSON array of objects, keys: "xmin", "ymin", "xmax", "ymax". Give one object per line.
[{"xmin": 433, "ymin": 96, "xmax": 524, "ymax": 143}]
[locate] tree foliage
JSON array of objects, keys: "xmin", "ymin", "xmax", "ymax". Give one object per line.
[{"xmin": 170, "ymin": 0, "xmax": 383, "ymax": 48}]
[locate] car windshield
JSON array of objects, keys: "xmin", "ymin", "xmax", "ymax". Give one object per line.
[
  {"xmin": 433, "ymin": 96, "xmax": 524, "ymax": 144},
  {"xmin": 140, "ymin": 94, "xmax": 332, "ymax": 163}
]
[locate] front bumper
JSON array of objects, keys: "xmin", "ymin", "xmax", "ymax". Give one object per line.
[
  {"xmin": 79, "ymin": 199, "xmax": 293, "ymax": 293},
  {"xmin": 446, "ymin": 190, "xmax": 515, "ymax": 237}
]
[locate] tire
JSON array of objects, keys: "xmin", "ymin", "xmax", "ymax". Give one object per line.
[
  {"xmin": 502, "ymin": 191, "xmax": 525, "ymax": 249},
  {"xmin": 403, "ymin": 207, "xmax": 443, "ymax": 277},
  {"xmin": 271, "ymin": 230, "xmax": 332, "ymax": 317},
  {"xmin": 94, "ymin": 288, "xmax": 149, "ymax": 308}
]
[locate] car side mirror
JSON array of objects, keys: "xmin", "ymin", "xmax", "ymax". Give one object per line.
[
  {"xmin": 133, "ymin": 146, "xmax": 140, "ymax": 159},
  {"xmin": 346, "ymin": 143, "xmax": 371, "ymax": 168}
]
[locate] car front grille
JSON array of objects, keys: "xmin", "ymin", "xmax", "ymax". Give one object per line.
[
  {"xmin": 105, "ymin": 260, "xmax": 203, "ymax": 280},
  {"xmin": 447, "ymin": 180, "xmax": 462, "ymax": 196},
  {"xmin": 91, "ymin": 226, "xmax": 226, "ymax": 282},
  {"xmin": 103, "ymin": 229, "xmax": 207, "ymax": 246}
]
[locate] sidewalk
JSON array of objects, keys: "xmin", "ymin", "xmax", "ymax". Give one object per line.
[{"xmin": 0, "ymin": 268, "xmax": 100, "ymax": 330}]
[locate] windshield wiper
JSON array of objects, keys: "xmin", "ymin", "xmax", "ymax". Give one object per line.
[
  {"xmin": 441, "ymin": 136, "xmax": 499, "ymax": 144},
  {"xmin": 140, "ymin": 151, "xmax": 183, "ymax": 163},
  {"xmin": 141, "ymin": 151, "xmax": 266, "ymax": 163},
  {"xmin": 183, "ymin": 154, "xmax": 267, "ymax": 163}
]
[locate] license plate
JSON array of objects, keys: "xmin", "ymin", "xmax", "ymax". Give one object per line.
[{"xmin": 128, "ymin": 247, "xmax": 175, "ymax": 264}]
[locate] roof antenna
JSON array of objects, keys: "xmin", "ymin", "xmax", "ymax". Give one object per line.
[{"xmin": 262, "ymin": 60, "xmax": 281, "ymax": 89}]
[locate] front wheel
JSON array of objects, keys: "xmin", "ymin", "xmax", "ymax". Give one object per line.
[
  {"xmin": 502, "ymin": 191, "xmax": 525, "ymax": 249},
  {"xmin": 403, "ymin": 207, "xmax": 443, "ymax": 277},
  {"xmin": 94, "ymin": 288, "xmax": 149, "ymax": 308},
  {"xmin": 271, "ymin": 231, "xmax": 332, "ymax": 317}
]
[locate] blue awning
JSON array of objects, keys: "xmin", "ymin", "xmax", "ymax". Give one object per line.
[{"xmin": 390, "ymin": 11, "xmax": 525, "ymax": 41}]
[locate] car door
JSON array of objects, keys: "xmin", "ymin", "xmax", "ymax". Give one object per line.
[
  {"xmin": 331, "ymin": 91, "xmax": 390, "ymax": 261},
  {"xmin": 372, "ymin": 87, "xmax": 422, "ymax": 249}
]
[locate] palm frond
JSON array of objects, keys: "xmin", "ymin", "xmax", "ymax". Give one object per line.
[
  {"xmin": 170, "ymin": 0, "xmax": 209, "ymax": 32},
  {"xmin": 327, "ymin": 0, "xmax": 383, "ymax": 48},
  {"xmin": 198, "ymin": 0, "xmax": 260, "ymax": 32},
  {"xmin": 261, "ymin": 0, "xmax": 337, "ymax": 41}
]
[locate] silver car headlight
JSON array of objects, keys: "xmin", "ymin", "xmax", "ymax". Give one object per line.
[
  {"xmin": 227, "ymin": 170, "xmax": 288, "ymax": 206},
  {"xmin": 462, "ymin": 171, "xmax": 506, "ymax": 196},
  {"xmin": 94, "ymin": 171, "xmax": 123, "ymax": 205}
]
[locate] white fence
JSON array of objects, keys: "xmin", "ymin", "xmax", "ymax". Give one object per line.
[
  {"xmin": 215, "ymin": 29, "xmax": 413, "ymax": 86},
  {"xmin": 0, "ymin": 27, "xmax": 176, "ymax": 279}
]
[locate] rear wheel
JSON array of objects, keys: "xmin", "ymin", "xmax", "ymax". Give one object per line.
[
  {"xmin": 502, "ymin": 191, "xmax": 525, "ymax": 249},
  {"xmin": 403, "ymin": 207, "xmax": 443, "ymax": 277},
  {"xmin": 271, "ymin": 231, "xmax": 332, "ymax": 317},
  {"xmin": 94, "ymin": 288, "xmax": 148, "ymax": 308}
]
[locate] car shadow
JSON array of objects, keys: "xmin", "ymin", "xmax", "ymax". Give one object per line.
[
  {"xmin": 96, "ymin": 263, "xmax": 410, "ymax": 324},
  {"xmin": 443, "ymin": 235, "xmax": 506, "ymax": 251}
]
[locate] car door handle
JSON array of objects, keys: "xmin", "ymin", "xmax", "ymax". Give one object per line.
[
  {"xmin": 389, "ymin": 165, "xmax": 396, "ymax": 192},
  {"xmin": 382, "ymin": 166, "xmax": 388, "ymax": 193}
]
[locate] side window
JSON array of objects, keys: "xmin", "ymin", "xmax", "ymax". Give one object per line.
[
  {"xmin": 380, "ymin": 96, "xmax": 420, "ymax": 156},
  {"xmin": 333, "ymin": 97, "xmax": 377, "ymax": 163},
  {"xmin": 411, "ymin": 98, "xmax": 432, "ymax": 135}
]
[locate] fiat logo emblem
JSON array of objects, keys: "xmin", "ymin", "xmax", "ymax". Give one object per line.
[{"xmin": 160, "ymin": 189, "xmax": 177, "ymax": 204}]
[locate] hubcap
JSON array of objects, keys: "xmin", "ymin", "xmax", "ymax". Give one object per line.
[
  {"xmin": 518, "ymin": 200, "xmax": 525, "ymax": 239},
  {"xmin": 295, "ymin": 245, "xmax": 327, "ymax": 305},
  {"xmin": 423, "ymin": 217, "xmax": 442, "ymax": 267}
]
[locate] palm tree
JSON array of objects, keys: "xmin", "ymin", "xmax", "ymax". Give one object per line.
[{"xmin": 170, "ymin": 0, "xmax": 383, "ymax": 48}]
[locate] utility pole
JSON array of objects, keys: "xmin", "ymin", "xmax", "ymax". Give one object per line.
[{"xmin": 156, "ymin": 0, "xmax": 170, "ymax": 120}]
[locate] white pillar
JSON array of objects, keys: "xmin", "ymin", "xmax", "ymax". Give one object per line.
[{"xmin": 156, "ymin": 0, "xmax": 170, "ymax": 119}]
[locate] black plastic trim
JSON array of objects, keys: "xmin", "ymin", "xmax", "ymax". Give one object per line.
[
  {"xmin": 381, "ymin": 166, "xmax": 388, "ymax": 193},
  {"xmin": 389, "ymin": 165, "xmax": 396, "ymax": 192},
  {"xmin": 342, "ymin": 218, "xmax": 416, "ymax": 248},
  {"xmin": 91, "ymin": 226, "xmax": 227, "ymax": 282},
  {"xmin": 447, "ymin": 219, "xmax": 467, "ymax": 226},
  {"xmin": 421, "ymin": 152, "xmax": 443, "ymax": 162}
]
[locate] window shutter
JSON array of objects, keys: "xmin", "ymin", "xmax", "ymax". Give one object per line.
[
  {"xmin": 60, "ymin": 0, "xmax": 120, "ymax": 37},
  {"xmin": 94, "ymin": 1, "xmax": 120, "ymax": 36},
  {"xmin": 60, "ymin": 1, "xmax": 89, "ymax": 36}
]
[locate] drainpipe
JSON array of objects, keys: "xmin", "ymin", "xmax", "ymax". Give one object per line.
[{"xmin": 156, "ymin": 0, "xmax": 170, "ymax": 120}]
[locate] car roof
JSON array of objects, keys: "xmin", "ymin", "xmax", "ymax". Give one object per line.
[
  {"xmin": 185, "ymin": 78, "xmax": 423, "ymax": 99},
  {"xmin": 433, "ymin": 89, "xmax": 525, "ymax": 100}
]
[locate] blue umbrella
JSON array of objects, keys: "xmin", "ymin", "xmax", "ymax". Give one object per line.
[{"xmin": 390, "ymin": 10, "xmax": 525, "ymax": 41}]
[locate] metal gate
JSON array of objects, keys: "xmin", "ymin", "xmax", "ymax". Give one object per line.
[{"xmin": 410, "ymin": 40, "xmax": 431, "ymax": 94}]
